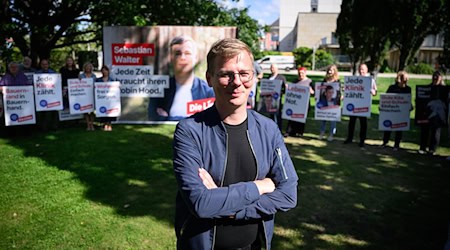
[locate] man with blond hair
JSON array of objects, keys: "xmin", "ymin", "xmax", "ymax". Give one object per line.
[{"xmin": 173, "ymin": 38, "xmax": 298, "ymax": 249}]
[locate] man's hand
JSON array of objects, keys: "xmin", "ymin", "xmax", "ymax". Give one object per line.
[
  {"xmin": 254, "ymin": 178, "xmax": 275, "ymax": 195},
  {"xmin": 199, "ymin": 168, "xmax": 218, "ymax": 189}
]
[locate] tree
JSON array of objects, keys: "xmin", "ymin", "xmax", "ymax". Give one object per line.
[
  {"xmin": 336, "ymin": 0, "xmax": 446, "ymax": 72},
  {"xmin": 389, "ymin": 0, "xmax": 446, "ymax": 70},
  {"xmin": 336, "ymin": 0, "xmax": 392, "ymax": 73},
  {"xmin": 0, "ymin": 0, "xmax": 261, "ymax": 68}
]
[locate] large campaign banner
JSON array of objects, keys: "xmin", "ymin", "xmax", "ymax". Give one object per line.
[
  {"xmin": 282, "ymin": 84, "xmax": 310, "ymax": 123},
  {"xmin": 103, "ymin": 26, "xmax": 236, "ymax": 123},
  {"xmin": 342, "ymin": 76, "xmax": 372, "ymax": 117},
  {"xmin": 378, "ymin": 93, "xmax": 411, "ymax": 131},
  {"xmin": 111, "ymin": 65, "xmax": 170, "ymax": 97},
  {"xmin": 314, "ymin": 82, "xmax": 341, "ymax": 121},
  {"xmin": 95, "ymin": 81, "xmax": 121, "ymax": 117},
  {"xmin": 68, "ymin": 78, "xmax": 94, "ymax": 114},
  {"xmin": 34, "ymin": 74, "xmax": 63, "ymax": 111},
  {"xmin": 2, "ymin": 85, "xmax": 36, "ymax": 126},
  {"xmin": 257, "ymin": 79, "xmax": 282, "ymax": 114},
  {"xmin": 415, "ymin": 85, "xmax": 449, "ymax": 125}
]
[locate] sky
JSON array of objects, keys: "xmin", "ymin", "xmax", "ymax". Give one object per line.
[{"xmin": 216, "ymin": 0, "xmax": 280, "ymax": 26}]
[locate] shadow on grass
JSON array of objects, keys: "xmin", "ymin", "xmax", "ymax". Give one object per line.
[
  {"xmin": 3, "ymin": 120, "xmax": 450, "ymax": 250},
  {"xmin": 3, "ymin": 123, "xmax": 177, "ymax": 224}
]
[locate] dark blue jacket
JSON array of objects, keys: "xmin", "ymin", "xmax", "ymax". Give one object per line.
[
  {"xmin": 173, "ymin": 106, "xmax": 298, "ymax": 249},
  {"xmin": 148, "ymin": 77, "xmax": 214, "ymax": 121}
]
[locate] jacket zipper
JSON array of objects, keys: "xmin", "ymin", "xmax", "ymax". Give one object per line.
[
  {"xmin": 212, "ymin": 128, "xmax": 229, "ymax": 250},
  {"xmin": 246, "ymin": 130, "xmax": 259, "ymax": 180},
  {"xmin": 276, "ymin": 147, "xmax": 288, "ymax": 180}
]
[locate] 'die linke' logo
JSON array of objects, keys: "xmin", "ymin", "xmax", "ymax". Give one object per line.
[
  {"xmin": 383, "ymin": 120, "xmax": 392, "ymax": 128},
  {"xmin": 346, "ymin": 103, "xmax": 354, "ymax": 111}
]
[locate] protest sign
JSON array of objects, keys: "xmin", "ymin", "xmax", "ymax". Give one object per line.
[
  {"xmin": 415, "ymin": 85, "xmax": 449, "ymax": 125},
  {"xmin": 58, "ymin": 108, "xmax": 83, "ymax": 121},
  {"xmin": 342, "ymin": 76, "xmax": 372, "ymax": 117},
  {"xmin": 378, "ymin": 93, "xmax": 411, "ymax": 131},
  {"xmin": 111, "ymin": 65, "xmax": 169, "ymax": 97},
  {"xmin": 34, "ymin": 73, "xmax": 63, "ymax": 111},
  {"xmin": 257, "ymin": 79, "xmax": 282, "ymax": 114},
  {"xmin": 95, "ymin": 81, "xmax": 121, "ymax": 117},
  {"xmin": 68, "ymin": 78, "xmax": 94, "ymax": 114},
  {"xmin": 0, "ymin": 93, "xmax": 3, "ymax": 117},
  {"xmin": 314, "ymin": 82, "xmax": 341, "ymax": 121},
  {"xmin": 2, "ymin": 85, "xmax": 36, "ymax": 126},
  {"xmin": 282, "ymin": 84, "xmax": 310, "ymax": 123}
]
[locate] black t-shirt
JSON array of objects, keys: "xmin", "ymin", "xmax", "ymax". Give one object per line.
[
  {"xmin": 59, "ymin": 67, "xmax": 80, "ymax": 87},
  {"xmin": 214, "ymin": 119, "xmax": 260, "ymax": 249}
]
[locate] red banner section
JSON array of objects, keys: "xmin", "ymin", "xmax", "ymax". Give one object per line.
[{"xmin": 112, "ymin": 43, "xmax": 155, "ymax": 65}]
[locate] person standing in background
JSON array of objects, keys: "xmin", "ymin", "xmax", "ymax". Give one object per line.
[
  {"xmin": 418, "ymin": 71, "xmax": 447, "ymax": 155},
  {"xmin": 79, "ymin": 62, "xmax": 97, "ymax": 131},
  {"xmin": 284, "ymin": 66, "xmax": 314, "ymax": 137},
  {"xmin": 318, "ymin": 64, "xmax": 341, "ymax": 141},
  {"xmin": 19, "ymin": 56, "xmax": 36, "ymax": 73},
  {"xmin": 344, "ymin": 63, "xmax": 377, "ymax": 148},
  {"xmin": 265, "ymin": 63, "xmax": 286, "ymax": 131},
  {"xmin": 59, "ymin": 56, "xmax": 80, "ymax": 109},
  {"xmin": 95, "ymin": 65, "xmax": 116, "ymax": 131},
  {"xmin": 381, "ymin": 71, "xmax": 412, "ymax": 151}
]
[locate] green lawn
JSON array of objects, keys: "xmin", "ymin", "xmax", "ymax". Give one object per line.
[{"xmin": 1, "ymin": 75, "xmax": 449, "ymax": 249}]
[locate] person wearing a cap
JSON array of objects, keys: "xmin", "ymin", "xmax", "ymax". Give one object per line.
[{"xmin": 418, "ymin": 71, "xmax": 446, "ymax": 155}]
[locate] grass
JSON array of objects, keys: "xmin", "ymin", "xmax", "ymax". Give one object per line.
[{"xmin": 1, "ymin": 74, "xmax": 450, "ymax": 249}]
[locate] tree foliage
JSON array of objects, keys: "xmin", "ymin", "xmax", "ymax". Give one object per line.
[
  {"xmin": 336, "ymin": 0, "xmax": 447, "ymax": 72},
  {"xmin": 292, "ymin": 47, "xmax": 334, "ymax": 70},
  {"xmin": 0, "ymin": 0, "xmax": 261, "ymax": 68}
]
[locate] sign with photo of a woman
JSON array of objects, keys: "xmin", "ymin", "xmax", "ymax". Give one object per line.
[{"xmin": 314, "ymin": 82, "xmax": 341, "ymax": 121}]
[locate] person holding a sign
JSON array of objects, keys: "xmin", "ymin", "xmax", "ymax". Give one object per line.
[
  {"xmin": 418, "ymin": 71, "xmax": 447, "ymax": 155},
  {"xmin": 19, "ymin": 56, "xmax": 36, "ymax": 73},
  {"xmin": 173, "ymin": 38, "xmax": 298, "ymax": 250},
  {"xmin": 60, "ymin": 56, "xmax": 80, "ymax": 109},
  {"xmin": 80, "ymin": 62, "xmax": 97, "ymax": 131},
  {"xmin": 317, "ymin": 65, "xmax": 341, "ymax": 141},
  {"xmin": 36, "ymin": 59, "xmax": 56, "ymax": 73},
  {"xmin": 265, "ymin": 63, "xmax": 286, "ymax": 131},
  {"xmin": 0, "ymin": 62, "xmax": 29, "ymax": 86},
  {"xmin": 344, "ymin": 63, "xmax": 377, "ymax": 148},
  {"xmin": 95, "ymin": 65, "xmax": 116, "ymax": 131},
  {"xmin": 284, "ymin": 66, "xmax": 314, "ymax": 137},
  {"xmin": 381, "ymin": 71, "xmax": 412, "ymax": 151},
  {"xmin": 148, "ymin": 35, "xmax": 214, "ymax": 121}
]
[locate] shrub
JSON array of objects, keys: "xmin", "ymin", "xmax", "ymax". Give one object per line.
[{"xmin": 406, "ymin": 63, "xmax": 435, "ymax": 74}]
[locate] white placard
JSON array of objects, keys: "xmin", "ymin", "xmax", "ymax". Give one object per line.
[
  {"xmin": 314, "ymin": 82, "xmax": 341, "ymax": 121},
  {"xmin": 378, "ymin": 93, "xmax": 411, "ymax": 131},
  {"xmin": 34, "ymin": 74, "xmax": 63, "ymax": 111},
  {"xmin": 282, "ymin": 84, "xmax": 310, "ymax": 123},
  {"xmin": 342, "ymin": 76, "xmax": 372, "ymax": 117},
  {"xmin": 257, "ymin": 79, "xmax": 282, "ymax": 114},
  {"xmin": 3, "ymin": 85, "xmax": 36, "ymax": 126},
  {"xmin": 68, "ymin": 78, "xmax": 95, "ymax": 114},
  {"xmin": 58, "ymin": 108, "xmax": 83, "ymax": 121},
  {"xmin": 95, "ymin": 81, "xmax": 121, "ymax": 117},
  {"xmin": 111, "ymin": 65, "xmax": 169, "ymax": 97}
]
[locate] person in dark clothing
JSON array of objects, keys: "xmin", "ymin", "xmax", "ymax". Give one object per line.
[
  {"xmin": 381, "ymin": 70, "xmax": 412, "ymax": 150},
  {"xmin": 59, "ymin": 56, "xmax": 80, "ymax": 109},
  {"xmin": 344, "ymin": 63, "xmax": 378, "ymax": 148},
  {"xmin": 265, "ymin": 63, "xmax": 286, "ymax": 131},
  {"xmin": 173, "ymin": 38, "xmax": 298, "ymax": 250},
  {"xmin": 418, "ymin": 71, "xmax": 447, "ymax": 155}
]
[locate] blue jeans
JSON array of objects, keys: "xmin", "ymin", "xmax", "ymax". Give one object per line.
[{"xmin": 320, "ymin": 120, "xmax": 336, "ymax": 134}]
